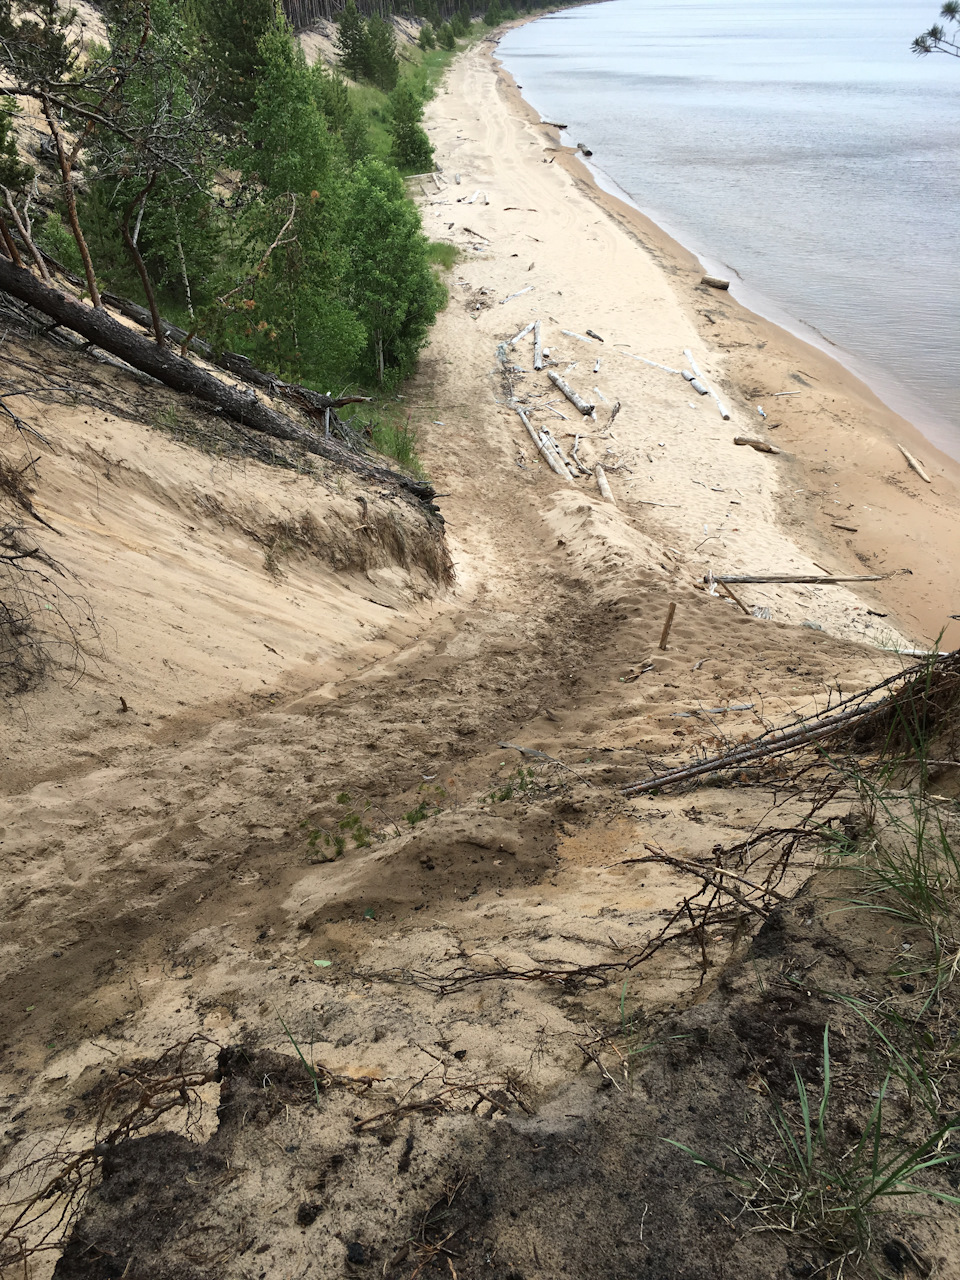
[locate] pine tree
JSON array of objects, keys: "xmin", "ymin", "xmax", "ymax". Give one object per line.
[
  {"xmin": 0, "ymin": 101, "xmax": 32, "ymax": 193},
  {"xmin": 366, "ymin": 16, "xmax": 399, "ymax": 91},
  {"xmin": 387, "ymin": 80, "xmax": 433, "ymax": 172},
  {"xmin": 485, "ymin": 2, "xmax": 503, "ymax": 27},
  {"xmin": 236, "ymin": 19, "xmax": 365, "ymax": 386},
  {"xmin": 346, "ymin": 158, "xmax": 445, "ymax": 384},
  {"xmin": 198, "ymin": 0, "xmax": 275, "ymax": 128},
  {"xmin": 438, "ymin": 21, "xmax": 455, "ymax": 49},
  {"xmin": 418, "ymin": 22, "xmax": 435, "ymax": 50},
  {"xmin": 336, "ymin": 0, "xmax": 370, "ymax": 82}
]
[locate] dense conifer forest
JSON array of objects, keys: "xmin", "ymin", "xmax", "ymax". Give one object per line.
[{"xmin": 0, "ymin": 0, "xmax": 566, "ymax": 452}]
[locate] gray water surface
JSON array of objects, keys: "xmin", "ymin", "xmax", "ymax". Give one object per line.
[{"xmin": 498, "ymin": 0, "xmax": 960, "ymax": 454}]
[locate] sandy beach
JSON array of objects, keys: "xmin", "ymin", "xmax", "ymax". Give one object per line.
[{"xmin": 417, "ymin": 31, "xmax": 960, "ymax": 654}]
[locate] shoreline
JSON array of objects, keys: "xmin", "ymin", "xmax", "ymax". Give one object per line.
[
  {"xmin": 421, "ymin": 29, "xmax": 960, "ymax": 651},
  {"xmin": 576, "ymin": 156, "xmax": 960, "ymax": 466},
  {"xmin": 491, "ymin": 8, "xmax": 960, "ymax": 468}
]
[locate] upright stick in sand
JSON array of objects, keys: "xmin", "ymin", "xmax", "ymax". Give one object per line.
[{"xmin": 659, "ymin": 602, "xmax": 678, "ymax": 651}]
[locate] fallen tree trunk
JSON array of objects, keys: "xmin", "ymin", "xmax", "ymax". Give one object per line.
[
  {"xmin": 708, "ymin": 573, "xmax": 888, "ymax": 585},
  {"xmin": 734, "ymin": 436, "xmax": 780, "ymax": 454},
  {"xmin": 0, "ymin": 258, "xmax": 434, "ymax": 503},
  {"xmin": 594, "ymin": 464, "xmax": 615, "ymax": 504},
  {"xmin": 97, "ymin": 290, "xmax": 368, "ymax": 416},
  {"xmin": 515, "ymin": 405, "xmax": 572, "ymax": 479},
  {"xmin": 547, "ymin": 369, "xmax": 595, "ymax": 416}
]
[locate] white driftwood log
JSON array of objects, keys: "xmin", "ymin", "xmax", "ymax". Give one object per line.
[
  {"xmin": 500, "ymin": 285, "xmax": 534, "ymax": 305},
  {"xmin": 708, "ymin": 573, "xmax": 887, "ymax": 585},
  {"xmin": 547, "ymin": 369, "xmax": 595, "ymax": 415},
  {"xmin": 515, "ymin": 406, "xmax": 573, "ymax": 479},
  {"xmin": 595, "ymin": 464, "xmax": 616, "ymax": 505},
  {"xmin": 541, "ymin": 428, "xmax": 577, "ymax": 472},
  {"xmin": 690, "ymin": 379, "xmax": 709, "ymax": 396},
  {"xmin": 701, "ymin": 275, "xmax": 730, "ymax": 290},
  {"xmin": 618, "ymin": 351, "xmax": 681, "ymax": 375},
  {"xmin": 533, "ymin": 319, "xmax": 543, "ymax": 370},
  {"xmin": 898, "ymin": 444, "xmax": 932, "ymax": 483},
  {"xmin": 508, "ymin": 320, "xmax": 536, "ymax": 346}
]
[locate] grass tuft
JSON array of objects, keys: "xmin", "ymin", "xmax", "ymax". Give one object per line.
[{"xmin": 668, "ymin": 1027, "xmax": 960, "ymax": 1271}]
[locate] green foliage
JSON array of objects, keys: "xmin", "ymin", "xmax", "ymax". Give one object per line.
[
  {"xmin": 300, "ymin": 791, "xmax": 377, "ymax": 861},
  {"xmin": 0, "ymin": 0, "xmax": 451, "ymax": 428},
  {"xmin": 345, "ymin": 157, "xmax": 446, "ymax": 384},
  {"xmin": 437, "ymin": 21, "xmax": 456, "ymax": 50},
  {"xmin": 484, "ymin": 1, "xmax": 502, "ymax": 27},
  {"xmin": 335, "ymin": 0, "xmax": 370, "ymax": 81},
  {"xmin": 387, "ymin": 79, "xmax": 433, "ymax": 171},
  {"xmin": 668, "ymin": 1027, "xmax": 960, "ymax": 1266},
  {"xmin": 913, "ymin": 2, "xmax": 960, "ymax": 56},
  {"xmin": 0, "ymin": 100, "xmax": 31, "ymax": 193},
  {"xmin": 418, "ymin": 21, "xmax": 436, "ymax": 50},
  {"xmin": 35, "ymin": 210, "xmax": 84, "ymax": 276},
  {"xmin": 487, "ymin": 764, "xmax": 536, "ymax": 803},
  {"xmin": 366, "ymin": 15, "xmax": 399, "ymax": 91},
  {"xmin": 368, "ymin": 410, "xmax": 423, "ymax": 473},
  {"xmin": 427, "ymin": 240, "xmax": 458, "ymax": 269},
  {"xmin": 197, "ymin": 0, "xmax": 275, "ymax": 128}
]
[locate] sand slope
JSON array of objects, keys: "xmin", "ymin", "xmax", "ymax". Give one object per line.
[{"xmin": 2, "ymin": 33, "xmax": 959, "ymax": 1280}]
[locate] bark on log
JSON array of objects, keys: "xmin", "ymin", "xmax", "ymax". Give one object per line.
[
  {"xmin": 547, "ymin": 369, "xmax": 595, "ymax": 415},
  {"xmin": 0, "ymin": 258, "xmax": 434, "ymax": 503},
  {"xmin": 734, "ymin": 436, "xmax": 780, "ymax": 454},
  {"xmin": 701, "ymin": 276, "xmax": 730, "ymax": 290}
]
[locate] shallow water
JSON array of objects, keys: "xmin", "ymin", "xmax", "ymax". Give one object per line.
[{"xmin": 499, "ymin": 0, "xmax": 960, "ymax": 453}]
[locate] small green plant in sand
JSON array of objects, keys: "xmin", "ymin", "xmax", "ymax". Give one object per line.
[
  {"xmin": 426, "ymin": 240, "xmax": 458, "ymax": 270},
  {"xmin": 367, "ymin": 406, "xmax": 424, "ymax": 474},
  {"xmin": 668, "ymin": 1027, "xmax": 960, "ymax": 1273},
  {"xmin": 487, "ymin": 764, "xmax": 536, "ymax": 803},
  {"xmin": 300, "ymin": 792, "xmax": 377, "ymax": 861},
  {"xmin": 278, "ymin": 1013, "xmax": 323, "ymax": 1107},
  {"xmin": 405, "ymin": 782, "xmax": 446, "ymax": 827}
]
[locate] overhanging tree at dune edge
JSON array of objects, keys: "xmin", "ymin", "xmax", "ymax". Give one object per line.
[
  {"xmin": 913, "ymin": 1, "xmax": 960, "ymax": 56},
  {"xmin": 0, "ymin": 0, "xmax": 445, "ymax": 393}
]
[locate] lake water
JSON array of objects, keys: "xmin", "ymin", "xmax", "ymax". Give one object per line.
[{"xmin": 498, "ymin": 0, "xmax": 960, "ymax": 455}]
